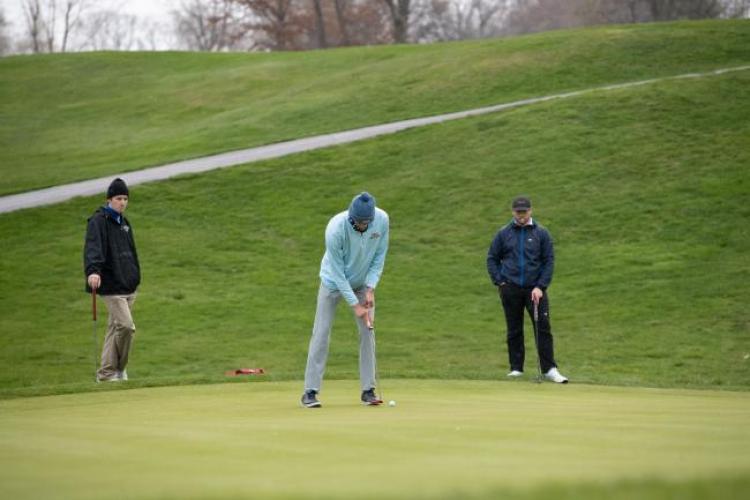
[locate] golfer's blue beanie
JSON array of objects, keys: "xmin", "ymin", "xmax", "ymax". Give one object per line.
[{"xmin": 348, "ymin": 192, "xmax": 376, "ymax": 222}]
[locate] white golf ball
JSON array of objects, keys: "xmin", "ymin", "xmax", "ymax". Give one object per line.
[{"xmin": 388, "ymin": 400, "xmax": 396, "ymax": 407}]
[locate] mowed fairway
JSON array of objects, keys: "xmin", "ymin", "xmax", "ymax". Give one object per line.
[{"xmin": 1, "ymin": 380, "xmax": 748, "ymax": 500}]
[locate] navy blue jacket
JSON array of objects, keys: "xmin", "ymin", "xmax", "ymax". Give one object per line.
[
  {"xmin": 84, "ymin": 207, "xmax": 141, "ymax": 295},
  {"xmin": 486, "ymin": 219, "xmax": 554, "ymax": 289}
]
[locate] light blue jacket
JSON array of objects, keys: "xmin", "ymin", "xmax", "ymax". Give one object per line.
[{"xmin": 319, "ymin": 208, "xmax": 389, "ymax": 306}]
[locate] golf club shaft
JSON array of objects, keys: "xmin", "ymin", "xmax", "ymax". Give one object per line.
[
  {"xmin": 92, "ymin": 288, "xmax": 98, "ymax": 382},
  {"xmin": 532, "ymin": 300, "xmax": 543, "ymax": 382},
  {"xmin": 369, "ymin": 309, "xmax": 384, "ymax": 401}
]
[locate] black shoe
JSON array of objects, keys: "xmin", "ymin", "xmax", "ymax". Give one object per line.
[
  {"xmin": 301, "ymin": 390, "xmax": 321, "ymax": 408},
  {"xmin": 361, "ymin": 388, "xmax": 383, "ymax": 406}
]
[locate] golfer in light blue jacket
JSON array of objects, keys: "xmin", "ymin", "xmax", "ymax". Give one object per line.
[{"xmin": 302, "ymin": 192, "xmax": 389, "ymax": 408}]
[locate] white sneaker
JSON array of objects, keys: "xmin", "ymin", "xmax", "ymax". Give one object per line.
[
  {"xmin": 118, "ymin": 370, "xmax": 128, "ymax": 381},
  {"xmin": 544, "ymin": 367, "xmax": 568, "ymax": 383},
  {"xmin": 96, "ymin": 375, "xmax": 121, "ymax": 383},
  {"xmin": 507, "ymin": 370, "xmax": 524, "ymax": 377}
]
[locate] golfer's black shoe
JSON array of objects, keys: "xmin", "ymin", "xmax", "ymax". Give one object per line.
[
  {"xmin": 301, "ymin": 390, "xmax": 321, "ymax": 408},
  {"xmin": 361, "ymin": 388, "xmax": 383, "ymax": 406}
]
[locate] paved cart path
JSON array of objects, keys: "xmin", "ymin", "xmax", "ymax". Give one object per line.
[{"xmin": 1, "ymin": 65, "xmax": 748, "ymax": 214}]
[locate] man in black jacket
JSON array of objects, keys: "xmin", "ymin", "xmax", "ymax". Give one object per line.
[
  {"xmin": 84, "ymin": 178, "xmax": 141, "ymax": 382},
  {"xmin": 486, "ymin": 196, "xmax": 568, "ymax": 383}
]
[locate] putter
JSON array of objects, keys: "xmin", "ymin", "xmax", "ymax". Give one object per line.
[
  {"xmin": 368, "ymin": 308, "xmax": 385, "ymax": 405},
  {"xmin": 91, "ymin": 287, "xmax": 98, "ymax": 383},
  {"xmin": 532, "ymin": 300, "xmax": 544, "ymax": 384}
]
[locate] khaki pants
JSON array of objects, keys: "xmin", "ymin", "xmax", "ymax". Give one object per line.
[{"xmin": 97, "ymin": 294, "xmax": 136, "ymax": 380}]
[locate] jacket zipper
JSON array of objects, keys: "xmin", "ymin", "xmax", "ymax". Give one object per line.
[{"xmin": 519, "ymin": 226, "xmax": 526, "ymax": 287}]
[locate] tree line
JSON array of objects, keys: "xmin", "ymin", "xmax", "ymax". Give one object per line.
[{"xmin": 1, "ymin": 0, "xmax": 748, "ymax": 55}]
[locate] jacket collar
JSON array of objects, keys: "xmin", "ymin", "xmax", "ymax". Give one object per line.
[
  {"xmin": 511, "ymin": 217, "xmax": 535, "ymax": 228},
  {"xmin": 103, "ymin": 205, "xmax": 123, "ymax": 225}
]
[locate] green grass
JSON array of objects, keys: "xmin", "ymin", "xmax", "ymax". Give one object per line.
[
  {"xmin": 1, "ymin": 19, "xmax": 749, "ymax": 195},
  {"xmin": 1, "ymin": 20, "xmax": 749, "ymax": 500},
  {"xmin": 1, "ymin": 380, "xmax": 748, "ymax": 499},
  {"xmin": 1, "ymin": 67, "xmax": 748, "ymax": 398}
]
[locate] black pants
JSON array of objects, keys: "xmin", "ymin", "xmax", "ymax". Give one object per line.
[{"xmin": 498, "ymin": 283, "xmax": 557, "ymax": 373}]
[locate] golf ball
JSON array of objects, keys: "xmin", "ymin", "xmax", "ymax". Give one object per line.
[{"xmin": 388, "ymin": 400, "xmax": 396, "ymax": 407}]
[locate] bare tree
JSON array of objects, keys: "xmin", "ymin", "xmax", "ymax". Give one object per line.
[
  {"xmin": 172, "ymin": 0, "xmax": 233, "ymax": 51},
  {"xmin": 21, "ymin": 0, "xmax": 87, "ymax": 53},
  {"xmin": 412, "ymin": 0, "xmax": 510, "ymax": 42},
  {"xmin": 409, "ymin": 0, "xmax": 740, "ymax": 44},
  {"xmin": 42, "ymin": 0, "xmax": 57, "ymax": 52},
  {"xmin": 139, "ymin": 20, "xmax": 171, "ymax": 50},
  {"xmin": 380, "ymin": 0, "xmax": 412, "ymax": 43},
  {"xmin": 619, "ymin": 0, "xmax": 647, "ymax": 22},
  {"xmin": 173, "ymin": 0, "xmax": 246, "ymax": 51},
  {"xmin": 0, "ymin": 8, "xmax": 11, "ymax": 55},
  {"xmin": 334, "ymin": 0, "xmax": 390, "ymax": 46},
  {"xmin": 471, "ymin": 0, "xmax": 509, "ymax": 36},
  {"xmin": 23, "ymin": 0, "xmax": 43, "ymax": 53},
  {"xmin": 311, "ymin": 0, "xmax": 327, "ymax": 47},
  {"xmin": 411, "ymin": 0, "xmax": 459, "ymax": 41},
  {"xmin": 80, "ymin": 10, "xmax": 138, "ymax": 50},
  {"xmin": 294, "ymin": 0, "xmax": 391, "ymax": 49},
  {"xmin": 506, "ymin": 0, "xmax": 594, "ymax": 34},
  {"xmin": 722, "ymin": 0, "xmax": 750, "ymax": 16},
  {"xmin": 645, "ymin": 0, "xmax": 722, "ymax": 20},
  {"xmin": 505, "ymin": 0, "xmax": 726, "ymax": 35},
  {"xmin": 172, "ymin": 0, "xmax": 367, "ymax": 51},
  {"xmin": 231, "ymin": 0, "xmax": 302, "ymax": 50},
  {"xmin": 61, "ymin": 0, "xmax": 87, "ymax": 52},
  {"xmin": 333, "ymin": 0, "xmax": 351, "ymax": 44}
]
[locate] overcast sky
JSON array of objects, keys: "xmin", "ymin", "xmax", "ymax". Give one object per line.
[{"xmin": 2, "ymin": 0, "xmax": 177, "ymax": 40}]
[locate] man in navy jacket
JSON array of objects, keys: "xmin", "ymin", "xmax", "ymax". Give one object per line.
[{"xmin": 486, "ymin": 196, "xmax": 568, "ymax": 383}]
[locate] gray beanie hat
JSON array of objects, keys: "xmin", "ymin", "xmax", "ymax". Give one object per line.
[{"xmin": 348, "ymin": 192, "xmax": 376, "ymax": 223}]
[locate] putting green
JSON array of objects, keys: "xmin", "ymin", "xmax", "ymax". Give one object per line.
[{"xmin": 1, "ymin": 380, "xmax": 748, "ymax": 499}]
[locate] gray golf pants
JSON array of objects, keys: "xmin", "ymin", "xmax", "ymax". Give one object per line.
[{"xmin": 304, "ymin": 283, "xmax": 376, "ymax": 393}]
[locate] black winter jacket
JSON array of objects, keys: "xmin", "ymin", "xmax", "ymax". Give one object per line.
[
  {"xmin": 84, "ymin": 207, "xmax": 140, "ymax": 295},
  {"xmin": 486, "ymin": 219, "xmax": 554, "ymax": 289}
]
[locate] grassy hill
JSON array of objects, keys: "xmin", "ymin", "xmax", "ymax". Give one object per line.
[
  {"xmin": 0, "ymin": 20, "xmax": 748, "ymax": 398},
  {"xmin": 0, "ymin": 19, "xmax": 749, "ymax": 195},
  {"xmin": 1, "ymin": 21, "xmax": 749, "ymax": 500}
]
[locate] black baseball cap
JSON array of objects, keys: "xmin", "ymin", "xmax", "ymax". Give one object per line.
[{"xmin": 512, "ymin": 196, "xmax": 531, "ymax": 211}]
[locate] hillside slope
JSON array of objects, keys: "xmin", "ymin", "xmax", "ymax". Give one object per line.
[
  {"xmin": 0, "ymin": 19, "xmax": 749, "ymax": 195},
  {"xmin": 0, "ymin": 61, "xmax": 747, "ymax": 397}
]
